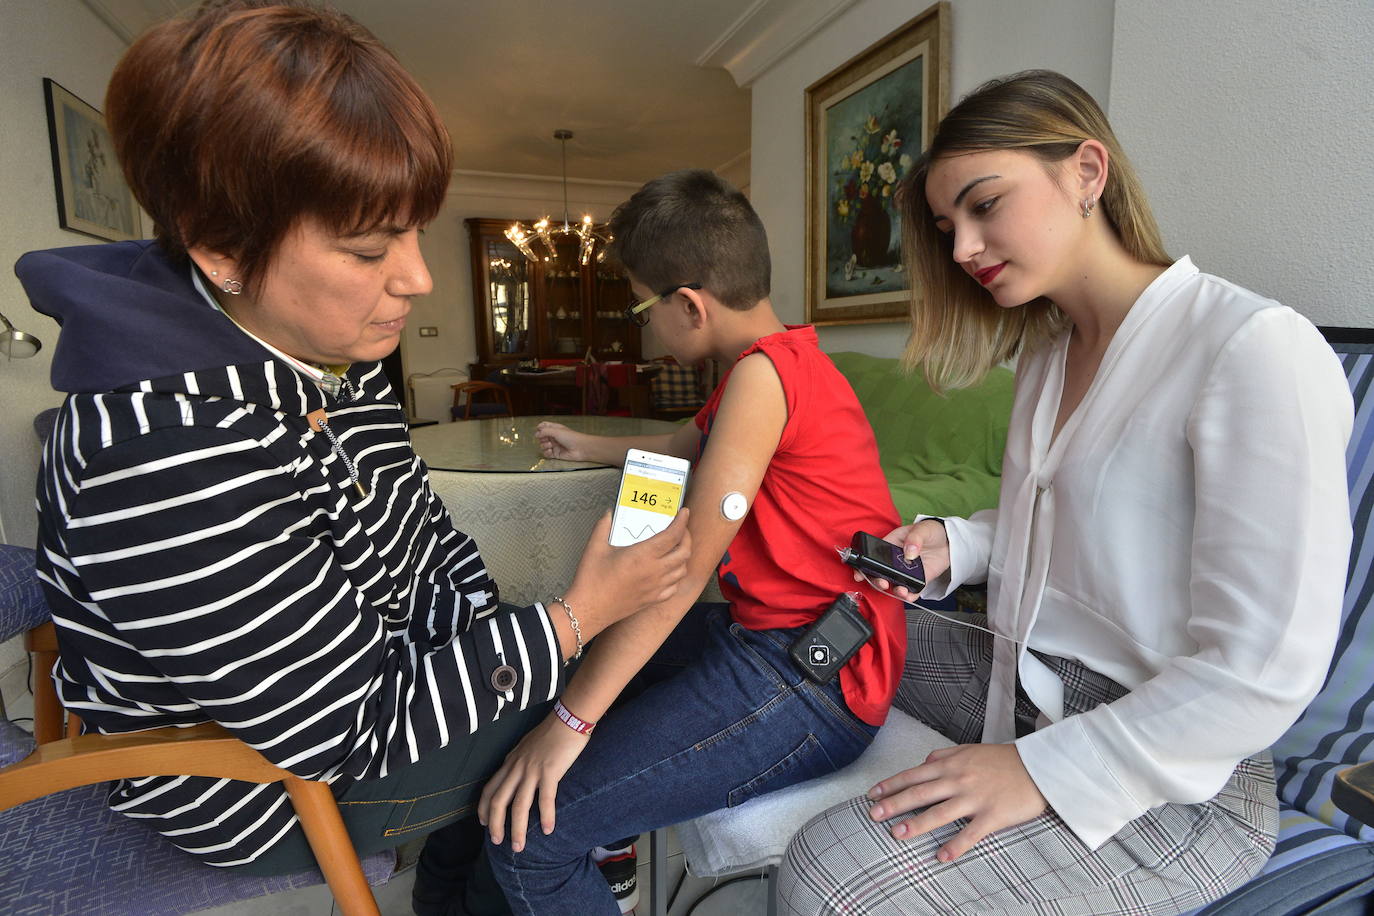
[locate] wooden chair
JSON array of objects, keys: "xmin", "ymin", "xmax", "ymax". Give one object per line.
[
  {"xmin": 451, "ymin": 380, "xmax": 514, "ymax": 420},
  {"xmin": 0, "ymin": 546, "xmax": 389, "ymax": 916}
]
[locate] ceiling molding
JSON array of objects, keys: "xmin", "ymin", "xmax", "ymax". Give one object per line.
[
  {"xmin": 80, "ymin": 0, "xmax": 182, "ymax": 45},
  {"xmin": 72, "ymin": 2, "xmax": 751, "ymax": 186},
  {"xmin": 80, "ymin": 0, "xmax": 135, "ymax": 44},
  {"xmin": 695, "ymin": 0, "xmax": 858, "ymax": 88},
  {"xmin": 448, "ymin": 170, "xmax": 641, "ymax": 206},
  {"xmin": 713, "ymin": 149, "xmax": 752, "ymax": 175}
]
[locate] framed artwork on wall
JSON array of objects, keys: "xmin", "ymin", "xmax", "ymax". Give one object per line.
[
  {"xmin": 43, "ymin": 78, "xmax": 143, "ymax": 243},
  {"xmin": 805, "ymin": 3, "xmax": 949, "ymax": 325}
]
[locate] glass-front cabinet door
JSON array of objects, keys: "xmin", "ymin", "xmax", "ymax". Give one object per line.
[
  {"xmin": 539, "ymin": 235, "xmax": 587, "ymax": 359},
  {"xmin": 468, "ymin": 219, "xmax": 535, "ymax": 376},
  {"xmin": 486, "ymin": 241, "xmax": 530, "ymax": 357},
  {"xmin": 591, "ymin": 265, "xmax": 635, "ymax": 358}
]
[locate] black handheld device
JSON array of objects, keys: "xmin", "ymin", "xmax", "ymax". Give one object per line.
[
  {"xmin": 789, "ymin": 592, "xmax": 873, "ymax": 685},
  {"xmin": 842, "ymin": 531, "xmax": 927, "ymax": 592}
]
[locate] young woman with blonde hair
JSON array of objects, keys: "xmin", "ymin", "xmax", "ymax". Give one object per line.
[{"xmin": 777, "ymin": 69, "xmax": 1353, "ymax": 915}]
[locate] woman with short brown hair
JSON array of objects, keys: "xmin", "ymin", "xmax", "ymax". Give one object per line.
[{"xmin": 15, "ymin": 0, "xmax": 688, "ymax": 902}]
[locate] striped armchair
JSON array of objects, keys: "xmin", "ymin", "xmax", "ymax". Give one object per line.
[{"xmin": 1188, "ymin": 326, "xmax": 1374, "ymax": 913}]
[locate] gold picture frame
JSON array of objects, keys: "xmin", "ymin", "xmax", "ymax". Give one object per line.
[{"xmin": 805, "ymin": 3, "xmax": 949, "ymax": 325}]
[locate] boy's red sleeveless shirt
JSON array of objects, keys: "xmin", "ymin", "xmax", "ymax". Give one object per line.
[{"xmin": 694, "ymin": 326, "xmax": 903, "ymax": 725}]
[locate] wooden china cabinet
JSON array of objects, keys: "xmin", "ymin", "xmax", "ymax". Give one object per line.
[{"xmin": 466, "ymin": 217, "xmax": 640, "ymax": 380}]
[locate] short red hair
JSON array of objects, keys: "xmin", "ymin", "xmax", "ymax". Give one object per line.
[{"xmin": 106, "ymin": 0, "xmax": 452, "ymax": 293}]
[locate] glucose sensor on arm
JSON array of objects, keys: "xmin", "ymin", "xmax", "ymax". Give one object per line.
[{"xmin": 720, "ymin": 491, "xmax": 748, "ymax": 521}]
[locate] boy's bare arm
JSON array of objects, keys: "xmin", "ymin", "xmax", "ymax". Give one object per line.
[
  {"xmin": 665, "ymin": 419, "xmax": 703, "ymax": 459},
  {"xmin": 535, "ymin": 426, "xmax": 677, "ymax": 466},
  {"xmin": 557, "ymin": 353, "xmax": 786, "ymax": 722},
  {"xmin": 536, "ymin": 400, "xmax": 703, "ymax": 467}
]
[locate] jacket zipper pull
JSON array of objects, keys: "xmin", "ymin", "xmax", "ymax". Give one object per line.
[{"xmin": 307, "ymin": 408, "xmax": 367, "ymax": 498}]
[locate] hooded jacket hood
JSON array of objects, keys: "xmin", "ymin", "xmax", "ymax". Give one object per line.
[{"xmin": 15, "ymin": 240, "xmax": 272, "ymax": 396}]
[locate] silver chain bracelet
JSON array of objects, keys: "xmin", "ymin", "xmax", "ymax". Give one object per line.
[{"xmin": 551, "ymin": 595, "xmax": 583, "ymax": 661}]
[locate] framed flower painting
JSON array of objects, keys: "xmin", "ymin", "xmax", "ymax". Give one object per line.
[{"xmin": 805, "ymin": 3, "xmax": 949, "ymax": 325}]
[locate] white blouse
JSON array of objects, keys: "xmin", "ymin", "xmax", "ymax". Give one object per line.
[{"xmin": 925, "ymin": 257, "xmax": 1354, "ymax": 849}]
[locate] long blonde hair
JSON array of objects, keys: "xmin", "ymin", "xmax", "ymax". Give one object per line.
[{"xmin": 899, "ymin": 70, "xmax": 1170, "ymax": 391}]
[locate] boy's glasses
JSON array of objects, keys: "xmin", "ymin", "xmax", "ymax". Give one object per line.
[{"xmin": 624, "ymin": 283, "xmax": 703, "ymax": 327}]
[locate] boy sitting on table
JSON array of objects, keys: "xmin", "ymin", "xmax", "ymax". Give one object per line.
[{"xmin": 478, "ymin": 169, "xmax": 904, "ymax": 915}]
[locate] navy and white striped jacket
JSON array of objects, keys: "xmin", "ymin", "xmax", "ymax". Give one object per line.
[{"xmin": 17, "ymin": 242, "xmax": 564, "ymax": 865}]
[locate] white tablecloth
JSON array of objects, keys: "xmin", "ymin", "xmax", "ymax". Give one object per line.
[{"xmin": 427, "ymin": 467, "xmax": 619, "ymax": 606}]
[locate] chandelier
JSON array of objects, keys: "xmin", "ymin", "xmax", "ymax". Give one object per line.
[{"xmin": 505, "ymin": 129, "xmax": 612, "ymax": 266}]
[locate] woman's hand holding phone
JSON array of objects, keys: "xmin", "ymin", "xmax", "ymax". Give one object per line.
[
  {"xmin": 857, "ymin": 520, "xmax": 950, "ymax": 601},
  {"xmin": 553, "ymin": 509, "xmax": 692, "ymax": 659}
]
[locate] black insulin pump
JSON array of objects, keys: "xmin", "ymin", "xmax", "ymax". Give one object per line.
[
  {"xmin": 789, "ymin": 592, "xmax": 873, "ymax": 685},
  {"xmin": 841, "ymin": 531, "xmax": 927, "ymax": 592}
]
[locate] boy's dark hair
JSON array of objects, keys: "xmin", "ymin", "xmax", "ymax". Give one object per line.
[{"xmin": 607, "ymin": 169, "xmax": 770, "ymax": 311}]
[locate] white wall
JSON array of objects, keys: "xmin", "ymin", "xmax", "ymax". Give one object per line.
[
  {"xmin": 1110, "ymin": 0, "xmax": 1374, "ymax": 328},
  {"xmin": 749, "ymin": 0, "xmax": 1115, "ymax": 357},
  {"xmin": 0, "ymin": 0, "xmax": 127, "ymax": 550},
  {"xmin": 0, "ymin": 0, "xmax": 128, "ymax": 694}
]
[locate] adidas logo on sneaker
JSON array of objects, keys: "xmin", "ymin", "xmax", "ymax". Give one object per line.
[{"xmin": 595, "ymin": 844, "xmax": 640, "ymax": 915}]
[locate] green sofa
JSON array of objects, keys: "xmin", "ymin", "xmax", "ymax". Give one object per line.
[{"xmin": 827, "ymin": 350, "xmax": 1015, "ymax": 522}]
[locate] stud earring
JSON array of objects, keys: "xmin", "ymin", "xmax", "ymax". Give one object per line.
[
  {"xmin": 222, "ymin": 278, "xmax": 243, "ymax": 295},
  {"xmin": 1080, "ymin": 197, "xmax": 1096, "ymax": 219}
]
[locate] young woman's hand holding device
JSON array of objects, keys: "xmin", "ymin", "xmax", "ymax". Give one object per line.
[{"xmin": 857, "ymin": 519, "xmax": 951, "ymax": 602}]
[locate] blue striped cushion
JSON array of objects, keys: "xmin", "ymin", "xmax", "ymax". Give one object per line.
[
  {"xmin": 1267, "ymin": 808, "xmax": 1366, "ymax": 872},
  {"xmin": 1192, "ymin": 333, "xmax": 1374, "ymax": 913},
  {"xmin": 1191, "ymin": 809, "xmax": 1374, "ymax": 914},
  {"xmin": 1270, "ymin": 343, "xmax": 1374, "ymax": 842}
]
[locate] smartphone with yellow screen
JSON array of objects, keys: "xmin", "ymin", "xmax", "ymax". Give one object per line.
[{"xmin": 609, "ymin": 448, "xmax": 690, "ymax": 546}]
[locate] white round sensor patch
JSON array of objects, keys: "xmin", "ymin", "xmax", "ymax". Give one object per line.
[{"xmin": 721, "ymin": 491, "xmax": 748, "ymax": 521}]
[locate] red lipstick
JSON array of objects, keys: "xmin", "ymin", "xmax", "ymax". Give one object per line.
[{"xmin": 975, "ymin": 263, "xmax": 1005, "ymax": 285}]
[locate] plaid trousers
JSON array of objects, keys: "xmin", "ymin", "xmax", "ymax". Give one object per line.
[{"xmin": 777, "ymin": 609, "xmax": 1277, "ymax": 915}]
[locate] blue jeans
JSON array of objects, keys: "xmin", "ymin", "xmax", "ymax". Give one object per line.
[{"xmin": 486, "ymin": 603, "xmax": 880, "ymax": 915}]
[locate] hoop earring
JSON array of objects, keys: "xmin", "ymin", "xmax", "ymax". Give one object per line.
[
  {"xmin": 1080, "ymin": 197, "xmax": 1096, "ymax": 219},
  {"xmin": 222, "ymin": 278, "xmax": 244, "ymax": 295}
]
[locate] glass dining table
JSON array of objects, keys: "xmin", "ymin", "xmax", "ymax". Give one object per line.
[
  {"xmin": 410, "ymin": 414, "xmax": 682, "ymax": 473},
  {"xmin": 410, "ymin": 415, "xmax": 686, "ymax": 606}
]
